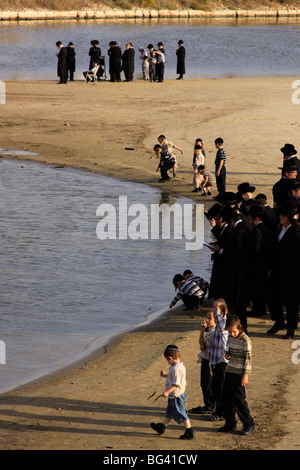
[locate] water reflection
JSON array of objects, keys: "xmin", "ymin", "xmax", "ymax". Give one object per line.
[{"xmin": 0, "ymin": 17, "xmax": 300, "ymax": 80}]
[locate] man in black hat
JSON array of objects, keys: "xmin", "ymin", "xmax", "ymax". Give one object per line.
[
  {"xmin": 89, "ymin": 40, "xmax": 101, "ymax": 70},
  {"xmin": 215, "ymin": 205, "xmax": 253, "ymax": 333},
  {"xmin": 272, "ymin": 162, "xmax": 297, "ymax": 208},
  {"xmin": 66, "ymin": 42, "xmax": 76, "ymax": 81},
  {"xmin": 176, "ymin": 40, "xmax": 185, "ymax": 80},
  {"xmin": 56, "ymin": 41, "xmax": 68, "ymax": 84},
  {"xmin": 255, "ymin": 193, "xmax": 278, "ymax": 232},
  {"xmin": 122, "ymin": 42, "xmax": 135, "ymax": 82},
  {"xmin": 288, "ymin": 180, "xmax": 300, "ymax": 215},
  {"xmin": 236, "ymin": 182, "xmax": 256, "ymax": 215},
  {"xmin": 108, "ymin": 41, "xmax": 122, "ymax": 82},
  {"xmin": 280, "ymin": 143, "xmax": 300, "ymax": 181},
  {"xmin": 267, "ymin": 200, "xmax": 300, "ymax": 339}
]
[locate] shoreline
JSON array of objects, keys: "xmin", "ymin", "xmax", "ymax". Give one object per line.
[
  {"xmin": 1, "ymin": 8, "xmax": 300, "ymax": 21},
  {"xmin": 0, "ymin": 78, "xmax": 300, "ymax": 450}
]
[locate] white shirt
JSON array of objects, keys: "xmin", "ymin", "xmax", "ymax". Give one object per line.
[
  {"xmin": 278, "ymin": 224, "xmax": 291, "ymax": 242},
  {"xmin": 165, "ymin": 362, "xmax": 186, "ymax": 398}
]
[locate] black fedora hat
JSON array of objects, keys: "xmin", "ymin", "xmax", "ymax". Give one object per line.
[
  {"xmin": 248, "ymin": 204, "xmax": 265, "ymax": 218},
  {"xmin": 205, "ymin": 202, "xmax": 223, "ymax": 219},
  {"xmin": 280, "ymin": 143, "xmax": 297, "ymax": 156},
  {"xmin": 218, "ymin": 204, "xmax": 237, "ymax": 222},
  {"xmin": 279, "ymin": 161, "xmax": 298, "ymax": 172},
  {"xmin": 178, "ymin": 39, "xmax": 184, "ymax": 44},
  {"xmin": 289, "ymin": 180, "xmax": 300, "ymax": 191},
  {"xmin": 237, "ymin": 182, "xmax": 256, "ymax": 194},
  {"xmin": 214, "ymin": 191, "xmax": 241, "ymax": 204},
  {"xmin": 278, "ymin": 199, "xmax": 299, "ymax": 216},
  {"xmin": 91, "ymin": 40, "xmax": 99, "ymax": 45}
]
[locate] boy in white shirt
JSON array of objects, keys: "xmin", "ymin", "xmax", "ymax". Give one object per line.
[{"xmin": 150, "ymin": 344, "xmax": 195, "ymax": 440}]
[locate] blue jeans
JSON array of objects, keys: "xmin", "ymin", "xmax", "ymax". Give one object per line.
[
  {"xmin": 215, "ymin": 165, "xmax": 226, "ymax": 194},
  {"xmin": 165, "ymin": 393, "xmax": 189, "ymax": 424}
]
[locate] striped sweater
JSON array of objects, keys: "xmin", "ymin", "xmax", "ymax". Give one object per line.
[
  {"xmin": 170, "ymin": 278, "xmax": 204, "ymax": 307},
  {"xmin": 226, "ymin": 332, "xmax": 252, "ymax": 375}
]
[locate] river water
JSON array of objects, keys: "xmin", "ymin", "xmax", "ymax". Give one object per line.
[
  {"xmin": 0, "ymin": 16, "xmax": 297, "ymax": 394},
  {"xmin": 0, "ymin": 156, "xmax": 212, "ymax": 394},
  {"xmin": 0, "ymin": 17, "xmax": 300, "ymax": 80}
]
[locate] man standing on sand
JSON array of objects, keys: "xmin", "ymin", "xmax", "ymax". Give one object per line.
[
  {"xmin": 122, "ymin": 42, "xmax": 135, "ymax": 82},
  {"xmin": 176, "ymin": 40, "xmax": 185, "ymax": 80},
  {"xmin": 56, "ymin": 41, "xmax": 68, "ymax": 84},
  {"xmin": 108, "ymin": 41, "xmax": 122, "ymax": 82}
]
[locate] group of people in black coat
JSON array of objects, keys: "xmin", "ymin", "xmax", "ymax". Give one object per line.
[
  {"xmin": 56, "ymin": 41, "xmax": 76, "ymax": 84},
  {"xmin": 206, "ymin": 143, "xmax": 300, "ymax": 339},
  {"xmin": 55, "ymin": 39, "xmax": 186, "ymax": 83}
]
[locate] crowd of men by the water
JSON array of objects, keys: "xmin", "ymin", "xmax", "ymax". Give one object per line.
[
  {"xmin": 55, "ymin": 38, "xmax": 186, "ymax": 84},
  {"xmin": 166, "ymin": 140, "xmax": 300, "ymax": 340}
]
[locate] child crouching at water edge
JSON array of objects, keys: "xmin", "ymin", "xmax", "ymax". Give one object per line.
[
  {"xmin": 219, "ymin": 315, "xmax": 255, "ymax": 435},
  {"xmin": 150, "ymin": 345, "xmax": 195, "ymax": 440}
]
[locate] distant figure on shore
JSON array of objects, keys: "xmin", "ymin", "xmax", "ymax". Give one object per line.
[
  {"xmin": 66, "ymin": 42, "xmax": 76, "ymax": 81},
  {"xmin": 176, "ymin": 40, "xmax": 185, "ymax": 80},
  {"xmin": 56, "ymin": 41, "xmax": 68, "ymax": 84},
  {"xmin": 139, "ymin": 47, "xmax": 149, "ymax": 80},
  {"xmin": 122, "ymin": 42, "xmax": 135, "ymax": 82},
  {"xmin": 89, "ymin": 40, "xmax": 101, "ymax": 70},
  {"xmin": 214, "ymin": 137, "xmax": 226, "ymax": 197},
  {"xmin": 108, "ymin": 41, "xmax": 122, "ymax": 82},
  {"xmin": 147, "ymin": 44, "xmax": 157, "ymax": 82}
]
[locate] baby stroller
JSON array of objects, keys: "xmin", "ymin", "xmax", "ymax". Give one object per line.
[
  {"xmin": 97, "ymin": 56, "xmax": 106, "ymax": 80},
  {"xmin": 83, "ymin": 56, "xmax": 106, "ymax": 82}
]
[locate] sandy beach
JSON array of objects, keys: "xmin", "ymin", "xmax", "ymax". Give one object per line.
[{"xmin": 1, "ymin": 77, "xmax": 300, "ymax": 451}]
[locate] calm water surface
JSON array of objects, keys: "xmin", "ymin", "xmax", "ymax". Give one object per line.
[
  {"xmin": 0, "ymin": 17, "xmax": 300, "ymax": 79},
  {"xmin": 0, "ymin": 156, "xmax": 212, "ymax": 394}
]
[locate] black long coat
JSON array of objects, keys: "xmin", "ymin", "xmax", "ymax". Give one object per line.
[
  {"xmin": 208, "ymin": 223, "xmax": 231, "ymax": 299},
  {"xmin": 221, "ymin": 220, "xmax": 253, "ymax": 308},
  {"xmin": 67, "ymin": 46, "xmax": 76, "ymax": 72},
  {"xmin": 57, "ymin": 47, "xmax": 68, "ymax": 82},
  {"xmin": 122, "ymin": 47, "xmax": 135, "ymax": 81},
  {"xmin": 176, "ymin": 45, "xmax": 185, "ymax": 75},
  {"xmin": 250, "ymin": 222, "xmax": 271, "ymax": 304},
  {"xmin": 89, "ymin": 45, "xmax": 101, "ymax": 69},
  {"xmin": 108, "ymin": 45, "xmax": 122, "ymax": 77},
  {"xmin": 268, "ymin": 223, "xmax": 300, "ymax": 305}
]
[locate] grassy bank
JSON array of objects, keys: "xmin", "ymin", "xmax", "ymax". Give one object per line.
[{"xmin": 1, "ymin": 0, "xmax": 300, "ymax": 13}]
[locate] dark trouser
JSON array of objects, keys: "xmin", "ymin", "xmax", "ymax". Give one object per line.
[
  {"xmin": 160, "ymin": 161, "xmax": 174, "ymax": 180},
  {"xmin": 221, "ymin": 373, "xmax": 254, "ymax": 429},
  {"xmin": 181, "ymin": 294, "xmax": 201, "ymax": 309},
  {"xmin": 157, "ymin": 62, "xmax": 165, "ymax": 82},
  {"xmin": 149, "ymin": 63, "xmax": 156, "ymax": 82},
  {"xmin": 211, "ymin": 362, "xmax": 227, "ymax": 417},
  {"xmin": 215, "ymin": 164, "xmax": 226, "ymax": 195},
  {"xmin": 201, "ymin": 359, "xmax": 215, "ymax": 411},
  {"xmin": 68, "ymin": 70, "xmax": 74, "ymax": 81},
  {"xmin": 268, "ymin": 302, "xmax": 299, "ymax": 330}
]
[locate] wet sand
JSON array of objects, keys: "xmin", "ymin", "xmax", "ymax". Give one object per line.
[{"xmin": 0, "ymin": 77, "xmax": 300, "ymax": 450}]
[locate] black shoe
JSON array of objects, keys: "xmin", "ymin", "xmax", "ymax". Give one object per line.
[
  {"xmin": 179, "ymin": 428, "xmax": 195, "ymax": 440},
  {"xmin": 150, "ymin": 422, "xmax": 166, "ymax": 435},
  {"xmin": 218, "ymin": 424, "xmax": 237, "ymax": 433},
  {"xmin": 192, "ymin": 188, "xmax": 199, "ymax": 193},
  {"xmin": 210, "ymin": 412, "xmax": 223, "ymax": 421},
  {"xmin": 191, "ymin": 405, "xmax": 213, "ymax": 414},
  {"xmin": 266, "ymin": 322, "xmax": 286, "ymax": 335},
  {"xmin": 239, "ymin": 423, "xmax": 255, "ymax": 435},
  {"xmin": 285, "ymin": 329, "xmax": 294, "ymax": 339}
]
